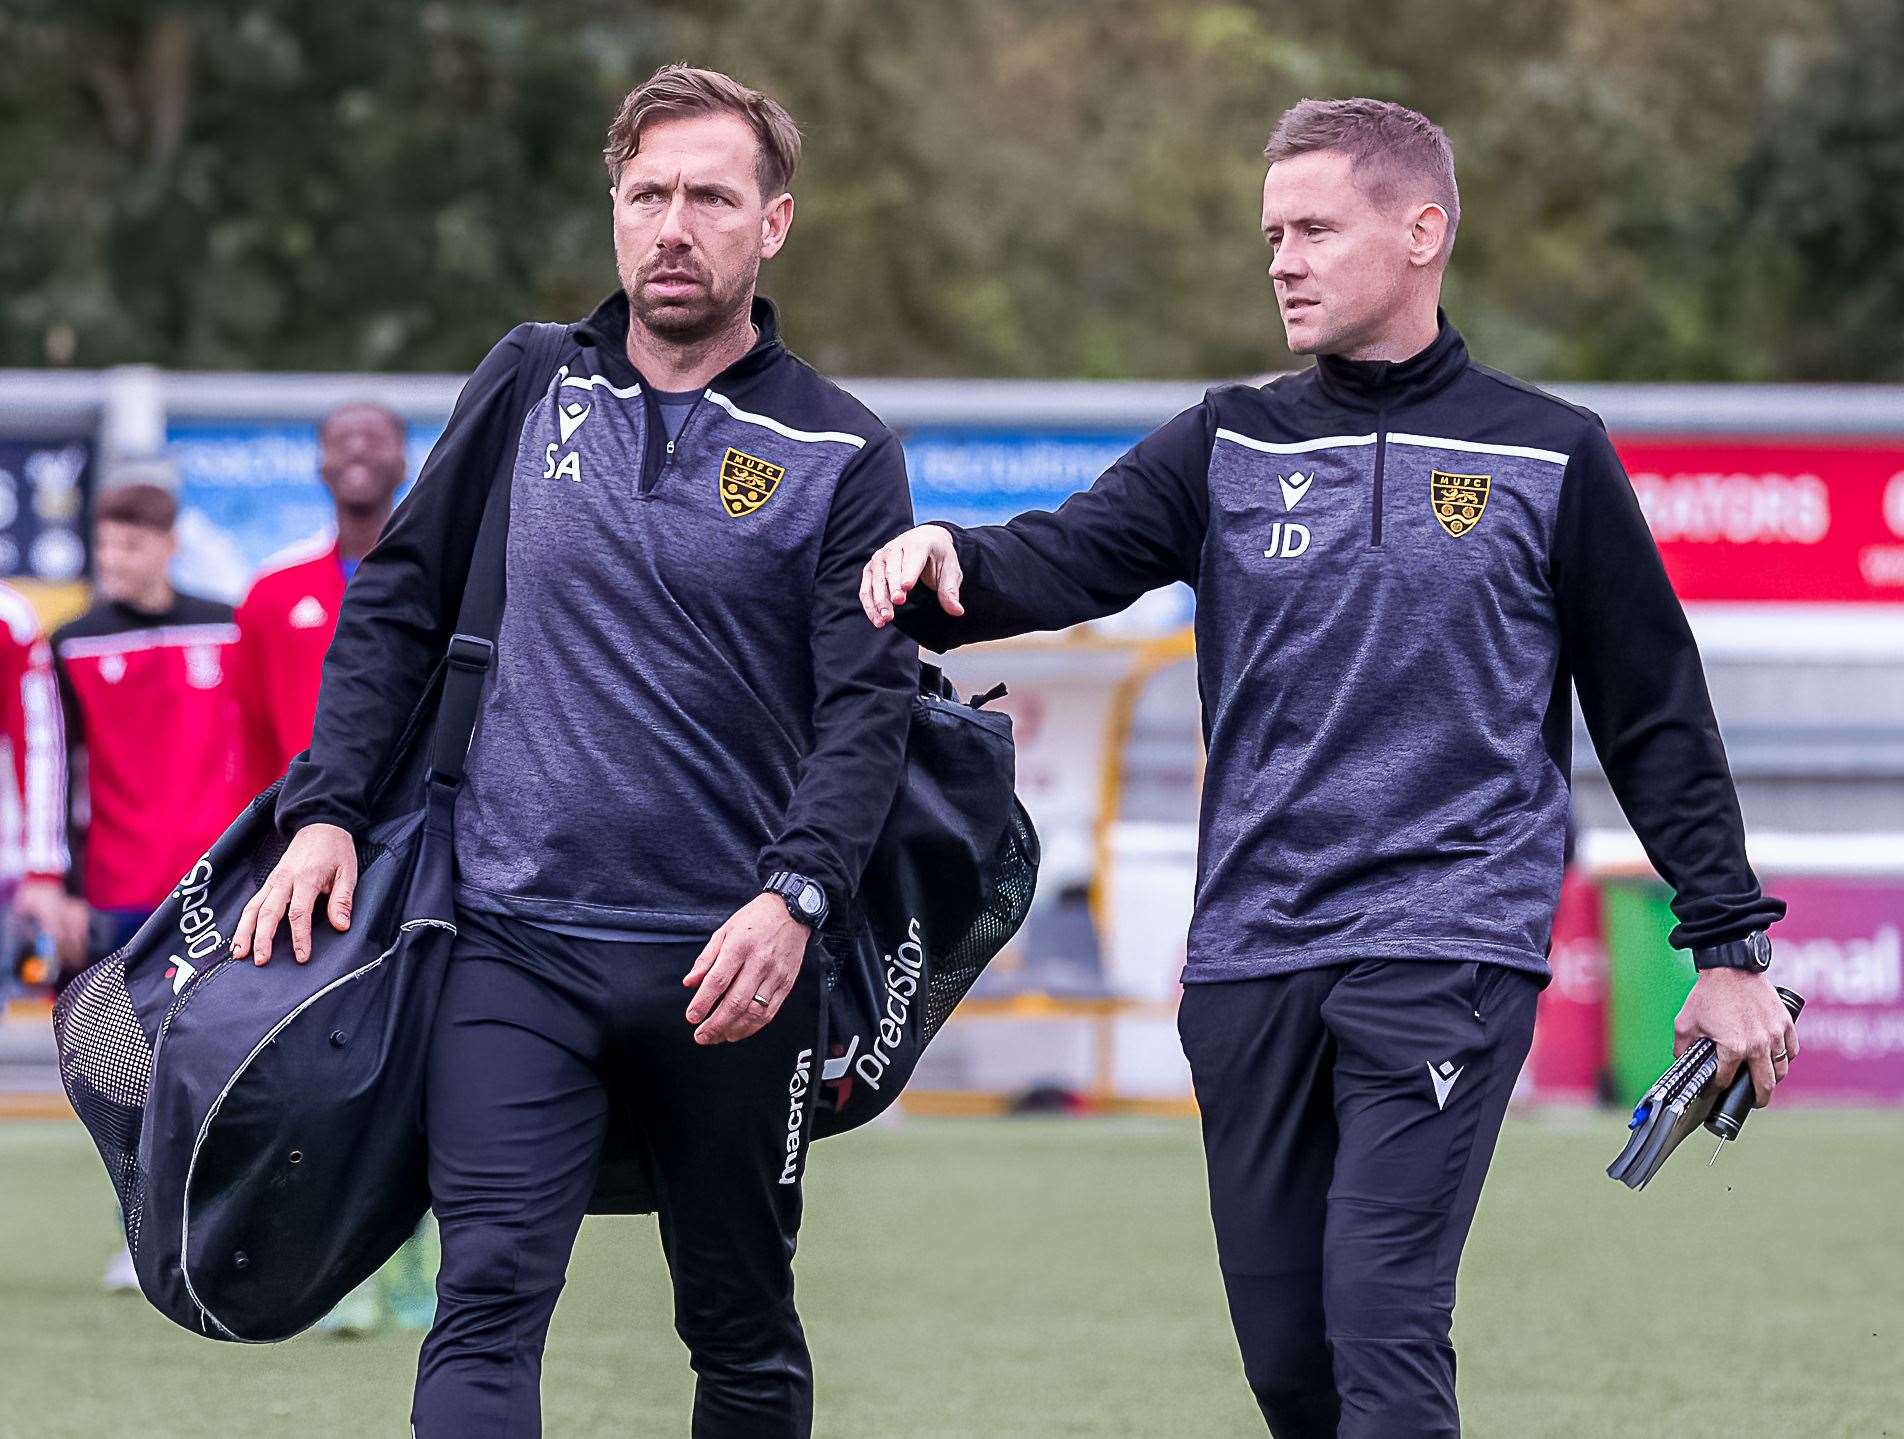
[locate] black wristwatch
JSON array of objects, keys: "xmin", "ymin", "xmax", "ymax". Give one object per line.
[
  {"xmin": 1692, "ymin": 930, "xmax": 1773, "ymax": 973},
  {"xmin": 764, "ymin": 871, "xmax": 828, "ymax": 930}
]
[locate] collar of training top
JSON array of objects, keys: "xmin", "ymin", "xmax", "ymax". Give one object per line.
[
  {"xmin": 574, "ymin": 289, "xmax": 784, "ymax": 392},
  {"xmin": 1310, "ymin": 309, "xmax": 1468, "ymax": 411}
]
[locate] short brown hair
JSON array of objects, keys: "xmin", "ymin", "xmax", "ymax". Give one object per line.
[
  {"xmin": 603, "ymin": 64, "xmax": 801, "ymax": 198},
  {"xmin": 1265, "ymin": 98, "xmax": 1460, "ymax": 251},
  {"xmin": 95, "ymin": 482, "xmax": 177, "ymax": 532}
]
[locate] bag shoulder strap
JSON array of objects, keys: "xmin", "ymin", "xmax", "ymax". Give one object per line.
[{"xmin": 428, "ymin": 320, "xmax": 572, "ymax": 788}]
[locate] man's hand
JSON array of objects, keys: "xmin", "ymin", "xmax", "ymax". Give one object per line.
[
  {"xmin": 1674, "ymin": 968, "xmax": 1798, "ymax": 1108},
  {"xmin": 860, "ymin": 524, "xmax": 963, "ymax": 629},
  {"xmin": 55, "ymin": 896, "xmax": 92, "ymax": 970},
  {"xmin": 682, "ymin": 893, "xmax": 811, "ymax": 1046},
  {"xmin": 229, "ymin": 822, "xmax": 358, "ymax": 966}
]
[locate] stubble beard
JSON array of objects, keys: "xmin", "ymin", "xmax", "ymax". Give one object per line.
[{"xmin": 625, "ymin": 254, "xmax": 759, "ymax": 347}]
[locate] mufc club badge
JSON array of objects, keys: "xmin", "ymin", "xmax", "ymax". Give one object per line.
[
  {"xmin": 719, "ymin": 447, "xmax": 786, "ymax": 517},
  {"xmin": 1430, "ymin": 469, "xmax": 1490, "ymax": 537}
]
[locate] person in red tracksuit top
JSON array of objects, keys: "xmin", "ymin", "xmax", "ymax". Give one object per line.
[
  {"xmin": 0, "ymin": 581, "xmax": 71, "ymax": 975},
  {"xmin": 232, "ymin": 401, "xmax": 408, "ymax": 794},
  {"xmin": 51, "ymin": 477, "xmax": 248, "ymax": 964}
]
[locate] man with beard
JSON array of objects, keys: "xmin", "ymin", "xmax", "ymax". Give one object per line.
[
  {"xmin": 231, "ymin": 65, "xmax": 915, "ymax": 1438},
  {"xmin": 232, "ymin": 401, "xmax": 409, "ymax": 794},
  {"xmin": 861, "ymin": 98, "xmax": 1789, "ymax": 1437}
]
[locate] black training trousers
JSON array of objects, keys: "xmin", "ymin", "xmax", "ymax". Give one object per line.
[
  {"xmin": 1178, "ymin": 959, "xmax": 1540, "ymax": 1439},
  {"xmin": 410, "ymin": 907, "xmax": 826, "ymax": 1439}
]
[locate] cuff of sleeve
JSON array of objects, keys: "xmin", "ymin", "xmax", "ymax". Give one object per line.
[
  {"xmin": 1667, "ymin": 898, "xmax": 1788, "ymax": 953},
  {"xmin": 892, "ymin": 520, "xmax": 973, "ymax": 653},
  {"xmin": 274, "ymin": 799, "xmax": 364, "ymax": 844}
]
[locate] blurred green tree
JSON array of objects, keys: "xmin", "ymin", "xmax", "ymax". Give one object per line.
[
  {"xmin": 0, "ymin": 0, "xmax": 663, "ymax": 369},
  {"xmin": 1737, "ymin": 0, "xmax": 1904, "ymax": 380},
  {"xmin": 0, "ymin": 0, "xmax": 1888, "ymax": 380}
]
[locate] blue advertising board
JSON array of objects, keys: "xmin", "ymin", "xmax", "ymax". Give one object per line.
[{"xmin": 165, "ymin": 421, "xmax": 437, "ymax": 601}]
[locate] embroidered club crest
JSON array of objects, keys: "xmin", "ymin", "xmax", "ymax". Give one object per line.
[
  {"xmin": 1430, "ymin": 470, "xmax": 1490, "ymax": 537},
  {"xmin": 719, "ymin": 448, "xmax": 785, "ymax": 517}
]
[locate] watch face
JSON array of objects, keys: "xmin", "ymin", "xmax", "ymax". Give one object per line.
[
  {"xmin": 797, "ymin": 884, "xmax": 824, "ymax": 917},
  {"xmin": 1748, "ymin": 931, "xmax": 1773, "ymax": 969}
]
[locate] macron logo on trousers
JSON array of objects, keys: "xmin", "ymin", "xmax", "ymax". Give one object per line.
[{"xmin": 779, "ymin": 1048, "xmax": 814, "ymax": 1185}]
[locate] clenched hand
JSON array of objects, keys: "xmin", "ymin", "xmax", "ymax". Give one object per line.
[{"xmin": 1674, "ymin": 968, "xmax": 1799, "ymax": 1107}]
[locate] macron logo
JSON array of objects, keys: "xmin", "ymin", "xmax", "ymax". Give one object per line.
[
  {"xmin": 1427, "ymin": 1059, "xmax": 1464, "ymax": 1111},
  {"xmin": 1278, "ymin": 471, "xmax": 1315, "ymax": 510},
  {"xmin": 558, "ymin": 400, "xmax": 591, "ymax": 443}
]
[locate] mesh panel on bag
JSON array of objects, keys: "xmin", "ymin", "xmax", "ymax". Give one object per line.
[
  {"xmin": 924, "ymin": 801, "xmax": 1039, "ymax": 1038},
  {"xmin": 51, "ymin": 958, "xmax": 152, "ymax": 1251},
  {"xmin": 51, "ymin": 781, "xmax": 283, "ymax": 1261}
]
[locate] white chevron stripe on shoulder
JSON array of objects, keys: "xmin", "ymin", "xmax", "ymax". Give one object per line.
[
  {"xmin": 0, "ymin": 582, "xmax": 41, "ymax": 645},
  {"xmin": 559, "ymin": 374, "xmax": 643, "ymax": 399},
  {"xmin": 703, "ymin": 391, "xmax": 866, "ymax": 449},
  {"xmin": 58, "ymin": 624, "xmax": 241, "ymax": 662},
  {"xmin": 252, "ymin": 530, "xmax": 337, "ymax": 581},
  {"xmin": 1386, "ymin": 432, "xmax": 1571, "ymax": 466},
  {"xmin": 1215, "ymin": 429, "xmax": 1378, "ymax": 456}
]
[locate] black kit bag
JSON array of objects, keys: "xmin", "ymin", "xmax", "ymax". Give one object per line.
[
  {"xmin": 581, "ymin": 663, "xmax": 1040, "ymax": 1210},
  {"xmin": 51, "ymin": 320, "xmax": 573, "ymax": 1341},
  {"xmin": 586, "ymin": 664, "xmax": 1040, "ymax": 1210},
  {"xmin": 808, "ymin": 666, "xmax": 1039, "ymax": 1135},
  {"xmin": 54, "ymin": 317, "xmax": 1038, "ymax": 1340}
]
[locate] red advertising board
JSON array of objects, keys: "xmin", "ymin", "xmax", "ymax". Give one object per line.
[
  {"xmin": 1614, "ymin": 439, "xmax": 1904, "ymax": 603},
  {"xmin": 1759, "ymin": 879, "xmax": 1904, "ymax": 1102},
  {"xmin": 1528, "ymin": 869, "xmax": 1608, "ymax": 1102}
]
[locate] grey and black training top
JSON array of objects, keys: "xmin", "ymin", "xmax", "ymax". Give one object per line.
[
  {"xmin": 280, "ymin": 292, "xmax": 917, "ymax": 935},
  {"xmin": 899, "ymin": 315, "xmax": 1783, "ymax": 982}
]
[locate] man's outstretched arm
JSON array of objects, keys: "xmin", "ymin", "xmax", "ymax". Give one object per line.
[
  {"xmin": 862, "ymin": 402, "xmax": 1212, "ymax": 649},
  {"xmin": 1552, "ymin": 423, "xmax": 1792, "ymax": 1104}
]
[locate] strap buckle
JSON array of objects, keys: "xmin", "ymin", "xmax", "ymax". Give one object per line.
[{"xmin": 446, "ymin": 634, "xmax": 495, "ymax": 673}]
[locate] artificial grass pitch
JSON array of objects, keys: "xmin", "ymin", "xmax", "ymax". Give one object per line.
[{"xmin": 3, "ymin": 1110, "xmax": 1899, "ymax": 1436}]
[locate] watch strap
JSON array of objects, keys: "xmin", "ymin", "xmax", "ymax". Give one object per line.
[
  {"xmin": 764, "ymin": 871, "xmax": 827, "ymax": 928},
  {"xmin": 1692, "ymin": 930, "xmax": 1773, "ymax": 972}
]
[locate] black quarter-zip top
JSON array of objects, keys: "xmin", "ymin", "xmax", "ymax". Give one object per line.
[
  {"xmin": 280, "ymin": 290, "xmax": 920, "ymax": 936},
  {"xmin": 896, "ymin": 310, "xmax": 1783, "ymax": 983}
]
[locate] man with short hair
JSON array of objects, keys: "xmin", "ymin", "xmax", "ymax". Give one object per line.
[
  {"xmin": 232, "ymin": 401, "xmax": 408, "ymax": 794},
  {"xmin": 863, "ymin": 97, "xmax": 1791, "ymax": 1436},
  {"xmin": 54, "ymin": 474, "xmax": 246, "ymax": 963},
  {"xmin": 232, "ymin": 65, "xmax": 915, "ymax": 1438}
]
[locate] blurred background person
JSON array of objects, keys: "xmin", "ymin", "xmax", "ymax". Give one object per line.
[
  {"xmin": 51, "ymin": 468, "xmax": 246, "ymax": 965},
  {"xmin": 230, "ymin": 400, "xmax": 434, "ymax": 1336},
  {"xmin": 49, "ymin": 462, "xmax": 246, "ymax": 1290},
  {"xmin": 0, "ymin": 581, "xmax": 70, "ymax": 989},
  {"xmin": 232, "ymin": 401, "xmax": 408, "ymax": 794}
]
